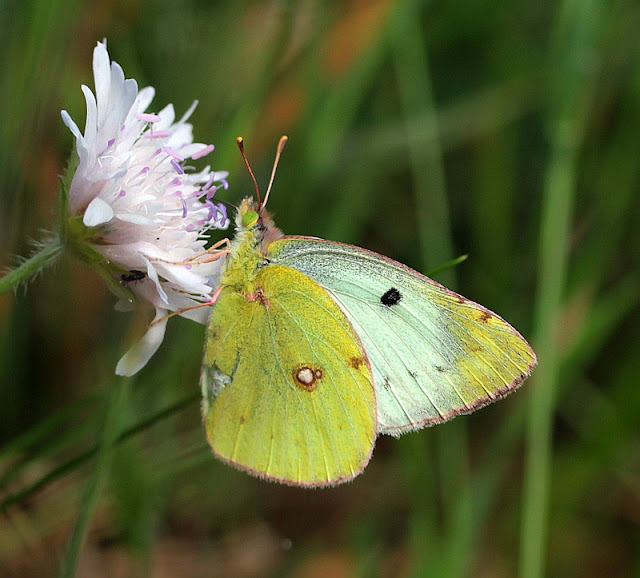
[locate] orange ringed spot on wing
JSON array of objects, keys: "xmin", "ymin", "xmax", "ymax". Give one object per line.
[
  {"xmin": 293, "ymin": 365, "xmax": 323, "ymax": 392},
  {"xmin": 349, "ymin": 356, "xmax": 364, "ymax": 369}
]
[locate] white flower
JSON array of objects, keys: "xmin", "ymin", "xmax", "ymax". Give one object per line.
[{"xmin": 61, "ymin": 41, "xmax": 229, "ymax": 376}]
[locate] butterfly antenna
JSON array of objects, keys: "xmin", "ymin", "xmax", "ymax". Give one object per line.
[
  {"xmin": 262, "ymin": 135, "xmax": 288, "ymax": 209},
  {"xmin": 236, "ymin": 137, "xmax": 262, "ymax": 203}
]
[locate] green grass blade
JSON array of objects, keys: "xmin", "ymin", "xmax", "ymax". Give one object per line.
[
  {"xmin": 58, "ymin": 378, "xmax": 130, "ymax": 578},
  {"xmin": 0, "ymin": 392, "xmax": 198, "ymax": 513},
  {"xmin": 520, "ymin": 1, "xmax": 605, "ymax": 576}
]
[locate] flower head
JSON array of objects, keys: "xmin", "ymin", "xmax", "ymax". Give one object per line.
[{"xmin": 61, "ymin": 41, "xmax": 229, "ymax": 376}]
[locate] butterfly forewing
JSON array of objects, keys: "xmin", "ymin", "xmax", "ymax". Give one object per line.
[
  {"xmin": 268, "ymin": 237, "xmax": 536, "ymax": 436},
  {"xmin": 201, "ymin": 264, "xmax": 376, "ymax": 486}
]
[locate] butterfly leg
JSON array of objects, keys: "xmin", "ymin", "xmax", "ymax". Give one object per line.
[
  {"xmin": 186, "ymin": 238, "xmax": 231, "ymax": 265},
  {"xmin": 153, "ymin": 238, "xmax": 231, "ymax": 266},
  {"xmin": 148, "ymin": 285, "xmax": 224, "ymax": 328}
]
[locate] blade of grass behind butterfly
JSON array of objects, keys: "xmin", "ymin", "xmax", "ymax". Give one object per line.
[
  {"xmin": 389, "ymin": 1, "xmax": 473, "ymax": 576},
  {"xmin": 135, "ymin": 0, "xmax": 300, "ymax": 187},
  {"xmin": 470, "ymin": 130, "xmax": 522, "ymax": 308},
  {"xmin": 472, "ymin": 268, "xmax": 640, "ymax": 533},
  {"xmin": 325, "ymin": 74, "xmax": 541, "ymax": 256},
  {"xmin": 463, "ymin": 13, "xmax": 541, "ymax": 565},
  {"xmin": 58, "ymin": 376, "xmax": 129, "ymax": 578},
  {"xmin": 360, "ymin": 73, "xmax": 541, "ymax": 172},
  {"xmin": 0, "ymin": 0, "xmax": 82, "ymax": 467},
  {"xmin": 518, "ymin": 8, "xmax": 639, "ymax": 567},
  {"xmin": 428, "ymin": 261, "xmax": 639, "ymax": 566},
  {"xmin": 104, "ymin": 320, "xmax": 207, "ymax": 563},
  {"xmin": 220, "ymin": 0, "xmax": 298, "ymax": 173},
  {"xmin": 0, "ymin": 315, "xmax": 204, "ymax": 515},
  {"xmin": 520, "ymin": 0, "xmax": 604, "ymax": 575},
  {"xmin": 568, "ymin": 43, "xmax": 640, "ymax": 297},
  {"xmin": 266, "ymin": 4, "xmax": 398, "ymax": 247},
  {"xmin": 549, "ymin": 270, "xmax": 640, "ymax": 552},
  {"xmin": 0, "ymin": 393, "xmax": 199, "ymax": 513},
  {"xmin": 0, "ymin": 395, "xmax": 98, "ymax": 492},
  {"xmin": 0, "ymin": 0, "xmax": 81, "ymax": 251},
  {"xmin": 549, "ymin": 345, "xmax": 640, "ymax": 575},
  {"xmin": 320, "ymin": 158, "xmax": 390, "ymax": 244},
  {"xmin": 419, "ymin": 271, "xmax": 637, "ymax": 578},
  {"xmin": 289, "ymin": 2, "xmax": 393, "ymax": 224},
  {"xmin": 1, "ymin": 311, "xmax": 206, "ymax": 515}
]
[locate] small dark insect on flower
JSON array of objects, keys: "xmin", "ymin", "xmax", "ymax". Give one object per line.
[{"xmin": 120, "ymin": 270, "xmax": 146, "ymax": 284}]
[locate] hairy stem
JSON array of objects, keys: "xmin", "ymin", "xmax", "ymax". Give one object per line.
[{"xmin": 0, "ymin": 238, "xmax": 63, "ymax": 295}]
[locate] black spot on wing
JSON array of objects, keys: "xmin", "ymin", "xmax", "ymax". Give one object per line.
[{"xmin": 380, "ymin": 287, "xmax": 402, "ymax": 306}]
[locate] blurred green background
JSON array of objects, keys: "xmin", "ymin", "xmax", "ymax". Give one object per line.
[{"xmin": 1, "ymin": 0, "xmax": 639, "ymax": 576}]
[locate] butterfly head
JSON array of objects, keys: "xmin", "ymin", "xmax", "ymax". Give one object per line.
[
  {"xmin": 236, "ymin": 197, "xmax": 283, "ymax": 249},
  {"xmin": 233, "ymin": 136, "xmax": 289, "ymax": 251}
]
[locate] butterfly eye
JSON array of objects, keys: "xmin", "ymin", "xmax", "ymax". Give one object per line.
[{"xmin": 242, "ymin": 209, "xmax": 259, "ymax": 228}]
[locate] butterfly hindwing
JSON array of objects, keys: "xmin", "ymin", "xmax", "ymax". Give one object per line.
[
  {"xmin": 201, "ymin": 263, "xmax": 376, "ymax": 486},
  {"xmin": 268, "ymin": 237, "xmax": 536, "ymax": 436}
]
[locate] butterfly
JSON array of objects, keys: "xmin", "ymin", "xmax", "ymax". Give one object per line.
[{"xmin": 200, "ymin": 137, "xmax": 536, "ymax": 487}]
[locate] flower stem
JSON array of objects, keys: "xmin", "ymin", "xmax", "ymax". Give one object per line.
[{"xmin": 0, "ymin": 238, "xmax": 63, "ymax": 295}]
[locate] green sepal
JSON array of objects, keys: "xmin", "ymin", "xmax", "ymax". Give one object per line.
[
  {"xmin": 64, "ymin": 216, "xmax": 138, "ymax": 304},
  {"xmin": 58, "ymin": 152, "xmax": 78, "ymax": 246},
  {"xmin": 58, "ymin": 152, "xmax": 138, "ymax": 303}
]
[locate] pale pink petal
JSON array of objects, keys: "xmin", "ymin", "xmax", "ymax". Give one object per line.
[
  {"xmin": 115, "ymin": 213, "xmax": 155, "ymax": 225},
  {"xmin": 81, "ymin": 85, "xmax": 98, "ymax": 156},
  {"xmin": 83, "ymin": 197, "xmax": 115, "ymax": 226},
  {"xmin": 115, "ymin": 308, "xmax": 168, "ymax": 376},
  {"xmin": 93, "ymin": 41, "xmax": 112, "ymax": 117},
  {"xmin": 143, "ymin": 257, "xmax": 169, "ymax": 304},
  {"xmin": 60, "ymin": 110, "xmax": 82, "ymax": 141},
  {"xmin": 155, "ymin": 103, "xmax": 176, "ymax": 129}
]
